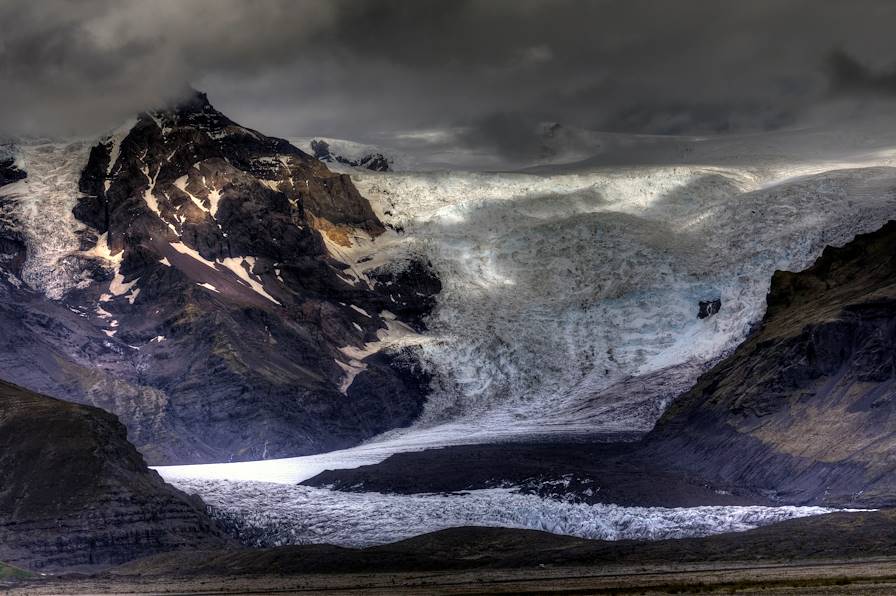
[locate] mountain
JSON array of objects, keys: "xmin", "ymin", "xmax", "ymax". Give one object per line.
[
  {"xmin": 0, "ymin": 379, "xmax": 228, "ymax": 570},
  {"xmin": 0, "ymin": 91, "xmax": 439, "ymax": 464}
]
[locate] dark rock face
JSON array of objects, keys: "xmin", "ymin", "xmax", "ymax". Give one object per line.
[
  {"xmin": 0, "ymin": 379, "xmax": 228, "ymax": 571},
  {"xmin": 368, "ymin": 260, "xmax": 442, "ymax": 331},
  {"xmin": 0, "ymin": 158, "xmax": 28, "ymax": 274},
  {"xmin": 0, "ymin": 158, "xmax": 26, "ymax": 188},
  {"xmin": 697, "ymin": 298, "xmax": 721, "ymax": 319},
  {"xmin": 311, "ymin": 139, "xmax": 392, "ymax": 172},
  {"xmin": 0, "ymin": 91, "xmax": 438, "ymax": 465}
]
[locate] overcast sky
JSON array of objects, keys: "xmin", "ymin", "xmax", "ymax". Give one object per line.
[{"xmin": 3, "ymin": 0, "xmax": 896, "ymax": 157}]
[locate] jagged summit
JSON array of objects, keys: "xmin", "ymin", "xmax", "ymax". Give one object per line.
[{"xmin": 151, "ymin": 89, "xmax": 233, "ymax": 127}]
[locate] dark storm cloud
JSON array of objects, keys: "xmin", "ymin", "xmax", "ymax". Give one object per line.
[
  {"xmin": 3, "ymin": 0, "xmax": 896, "ymax": 152},
  {"xmin": 827, "ymin": 49, "xmax": 896, "ymax": 96}
]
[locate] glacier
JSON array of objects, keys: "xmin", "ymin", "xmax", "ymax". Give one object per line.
[
  {"xmin": 0, "ymin": 140, "xmax": 93, "ymax": 299},
  {"xmin": 349, "ymin": 162, "xmax": 896, "ymax": 441}
]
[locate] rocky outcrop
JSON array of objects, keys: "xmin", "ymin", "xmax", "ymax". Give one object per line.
[
  {"xmin": 0, "ymin": 91, "xmax": 439, "ymax": 465},
  {"xmin": 0, "ymin": 379, "xmax": 228, "ymax": 571},
  {"xmin": 697, "ymin": 298, "xmax": 721, "ymax": 319}
]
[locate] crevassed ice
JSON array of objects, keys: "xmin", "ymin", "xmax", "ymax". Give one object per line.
[
  {"xmin": 0, "ymin": 141, "xmax": 93, "ymax": 299},
  {"xmin": 168, "ymin": 477, "xmax": 838, "ymax": 548},
  {"xmin": 350, "ymin": 162, "xmax": 896, "ymax": 440}
]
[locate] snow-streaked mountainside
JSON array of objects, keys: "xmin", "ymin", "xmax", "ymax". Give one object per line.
[{"xmin": 167, "ymin": 477, "xmax": 837, "ymax": 548}]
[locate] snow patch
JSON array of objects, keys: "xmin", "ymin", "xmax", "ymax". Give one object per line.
[
  {"xmin": 335, "ymin": 316, "xmax": 426, "ymax": 394},
  {"xmin": 349, "ymin": 304, "xmax": 371, "ymax": 317},
  {"xmin": 109, "ymin": 272, "xmax": 138, "ymax": 297},
  {"xmin": 217, "ymin": 256, "xmax": 281, "ymax": 305}
]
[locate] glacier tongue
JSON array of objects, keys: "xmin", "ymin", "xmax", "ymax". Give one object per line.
[
  {"xmin": 166, "ymin": 477, "xmax": 838, "ymax": 548},
  {"xmin": 155, "ymin": 144, "xmax": 896, "ymax": 550},
  {"xmin": 157, "ymin": 159, "xmax": 896, "ymax": 490}
]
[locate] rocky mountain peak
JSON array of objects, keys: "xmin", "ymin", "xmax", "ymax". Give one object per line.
[{"xmin": 0, "ymin": 92, "xmax": 439, "ymax": 464}]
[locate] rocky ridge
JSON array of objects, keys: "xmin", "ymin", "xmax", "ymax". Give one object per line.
[
  {"xmin": 647, "ymin": 219, "xmax": 896, "ymax": 506},
  {"xmin": 310, "ymin": 138, "xmax": 391, "ymax": 171}
]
